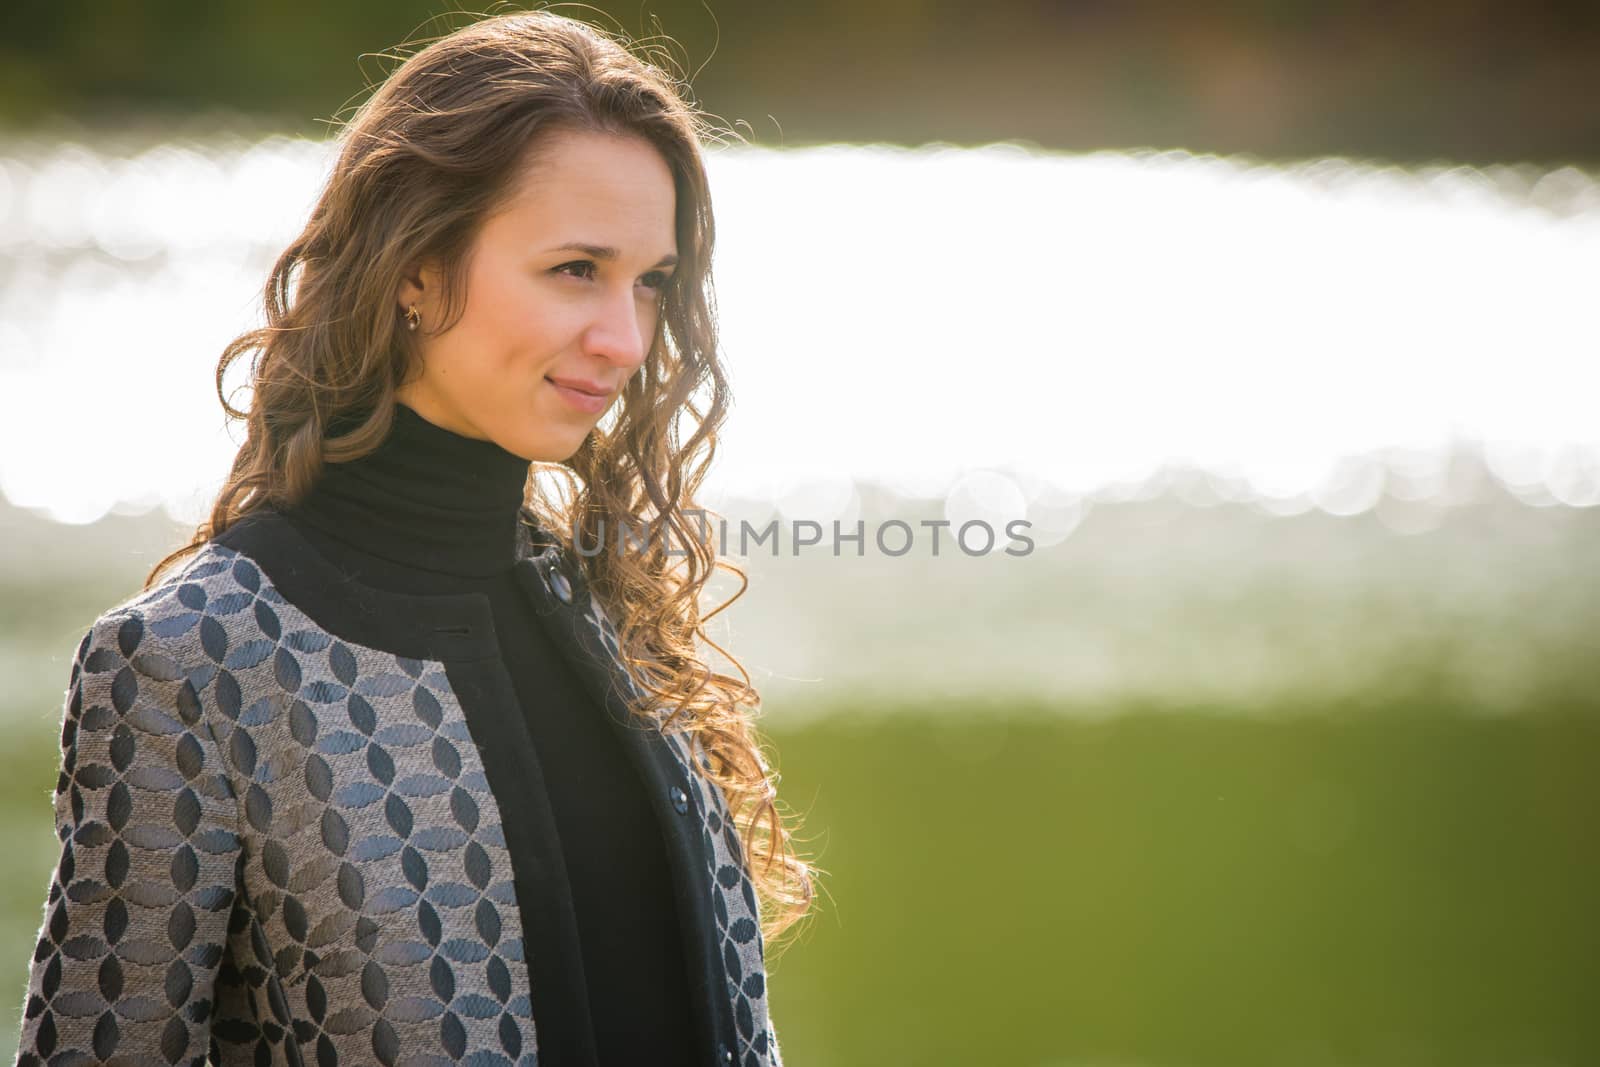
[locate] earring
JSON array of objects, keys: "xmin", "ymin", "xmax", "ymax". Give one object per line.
[{"xmin": 404, "ymin": 304, "xmax": 421, "ymax": 331}]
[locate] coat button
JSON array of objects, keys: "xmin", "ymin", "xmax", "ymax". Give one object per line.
[
  {"xmin": 545, "ymin": 563, "xmax": 573, "ymax": 604},
  {"xmin": 670, "ymin": 785, "xmax": 689, "ymax": 815},
  {"xmin": 717, "ymin": 1043, "xmax": 733, "ymax": 1064}
]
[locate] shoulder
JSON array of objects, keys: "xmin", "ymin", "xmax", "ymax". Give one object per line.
[
  {"xmin": 70, "ymin": 527, "xmax": 287, "ymax": 707},
  {"xmin": 53, "ymin": 544, "xmax": 250, "ymax": 829}
]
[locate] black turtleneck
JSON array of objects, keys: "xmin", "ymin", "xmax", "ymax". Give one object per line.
[{"xmin": 277, "ymin": 401, "xmax": 696, "ymax": 1067}]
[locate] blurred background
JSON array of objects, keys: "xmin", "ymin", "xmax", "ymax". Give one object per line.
[{"xmin": 2, "ymin": 2, "xmax": 1597, "ymax": 1064}]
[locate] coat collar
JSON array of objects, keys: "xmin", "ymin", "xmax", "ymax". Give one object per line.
[
  {"xmin": 216, "ymin": 508, "xmax": 649, "ymax": 745},
  {"xmin": 214, "ymin": 506, "xmax": 581, "ymax": 663},
  {"xmin": 216, "ymin": 508, "xmax": 650, "ymax": 744}
]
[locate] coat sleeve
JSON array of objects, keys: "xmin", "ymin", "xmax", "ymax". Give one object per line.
[
  {"xmin": 767, "ymin": 1015, "xmax": 785, "ymax": 1066},
  {"xmin": 12, "ymin": 611, "xmax": 242, "ymax": 1066}
]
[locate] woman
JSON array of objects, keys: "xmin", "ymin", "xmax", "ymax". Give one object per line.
[{"xmin": 12, "ymin": 11, "xmax": 812, "ymax": 1067}]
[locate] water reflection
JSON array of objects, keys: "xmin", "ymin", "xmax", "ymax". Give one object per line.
[{"xmin": 0, "ymin": 133, "xmax": 1596, "ymax": 526}]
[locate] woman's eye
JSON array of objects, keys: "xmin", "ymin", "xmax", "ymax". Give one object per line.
[
  {"xmin": 555, "ymin": 260, "xmax": 596, "ymax": 281},
  {"xmin": 555, "ymin": 261, "xmax": 673, "ymax": 293}
]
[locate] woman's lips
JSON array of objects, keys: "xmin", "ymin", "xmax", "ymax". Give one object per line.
[{"xmin": 546, "ymin": 376, "xmax": 611, "ymax": 414}]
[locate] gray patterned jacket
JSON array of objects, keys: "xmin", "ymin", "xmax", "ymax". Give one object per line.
[{"xmin": 11, "ymin": 508, "xmax": 783, "ymax": 1067}]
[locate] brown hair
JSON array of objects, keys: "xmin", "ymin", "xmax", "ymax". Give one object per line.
[{"xmin": 144, "ymin": 8, "xmax": 815, "ymax": 949}]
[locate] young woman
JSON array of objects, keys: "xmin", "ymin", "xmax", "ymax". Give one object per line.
[{"xmin": 12, "ymin": 12, "xmax": 812, "ymax": 1067}]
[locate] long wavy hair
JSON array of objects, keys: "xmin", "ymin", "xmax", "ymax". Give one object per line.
[{"xmin": 143, "ymin": 8, "xmax": 815, "ymax": 949}]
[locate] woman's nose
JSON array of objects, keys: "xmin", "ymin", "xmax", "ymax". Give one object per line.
[{"xmin": 584, "ymin": 288, "xmax": 653, "ymax": 369}]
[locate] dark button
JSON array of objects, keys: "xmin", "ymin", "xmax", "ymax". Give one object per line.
[
  {"xmin": 545, "ymin": 563, "xmax": 573, "ymax": 604},
  {"xmin": 670, "ymin": 785, "xmax": 689, "ymax": 815}
]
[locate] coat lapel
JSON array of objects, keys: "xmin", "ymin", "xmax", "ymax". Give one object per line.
[{"xmin": 509, "ymin": 524, "xmax": 739, "ymax": 1060}]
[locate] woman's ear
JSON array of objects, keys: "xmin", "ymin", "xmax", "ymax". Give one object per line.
[
  {"xmin": 395, "ymin": 258, "xmax": 440, "ymax": 315},
  {"xmin": 396, "ymin": 269, "xmax": 425, "ymax": 315}
]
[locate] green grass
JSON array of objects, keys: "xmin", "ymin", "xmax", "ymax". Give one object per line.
[
  {"xmin": 6, "ymin": 695, "xmax": 1593, "ymax": 1066},
  {"xmin": 756, "ymin": 698, "xmax": 1598, "ymax": 1066}
]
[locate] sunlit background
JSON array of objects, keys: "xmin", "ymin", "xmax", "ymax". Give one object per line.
[{"xmin": 2, "ymin": 4, "xmax": 1597, "ymax": 1065}]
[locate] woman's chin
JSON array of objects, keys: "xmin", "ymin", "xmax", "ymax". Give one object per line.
[{"xmin": 507, "ymin": 427, "xmax": 590, "ymax": 465}]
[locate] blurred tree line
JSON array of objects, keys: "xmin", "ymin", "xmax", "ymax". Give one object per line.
[{"xmin": 0, "ymin": 0, "xmax": 1596, "ymax": 165}]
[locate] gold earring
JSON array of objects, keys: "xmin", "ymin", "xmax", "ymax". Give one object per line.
[{"xmin": 404, "ymin": 304, "xmax": 421, "ymax": 331}]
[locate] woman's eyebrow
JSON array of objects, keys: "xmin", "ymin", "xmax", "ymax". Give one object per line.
[{"xmin": 547, "ymin": 241, "xmax": 678, "ymax": 269}]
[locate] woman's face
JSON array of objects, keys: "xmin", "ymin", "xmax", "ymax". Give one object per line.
[{"xmin": 395, "ymin": 127, "xmax": 678, "ymax": 462}]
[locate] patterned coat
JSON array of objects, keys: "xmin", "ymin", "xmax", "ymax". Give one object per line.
[{"xmin": 11, "ymin": 508, "xmax": 783, "ymax": 1067}]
